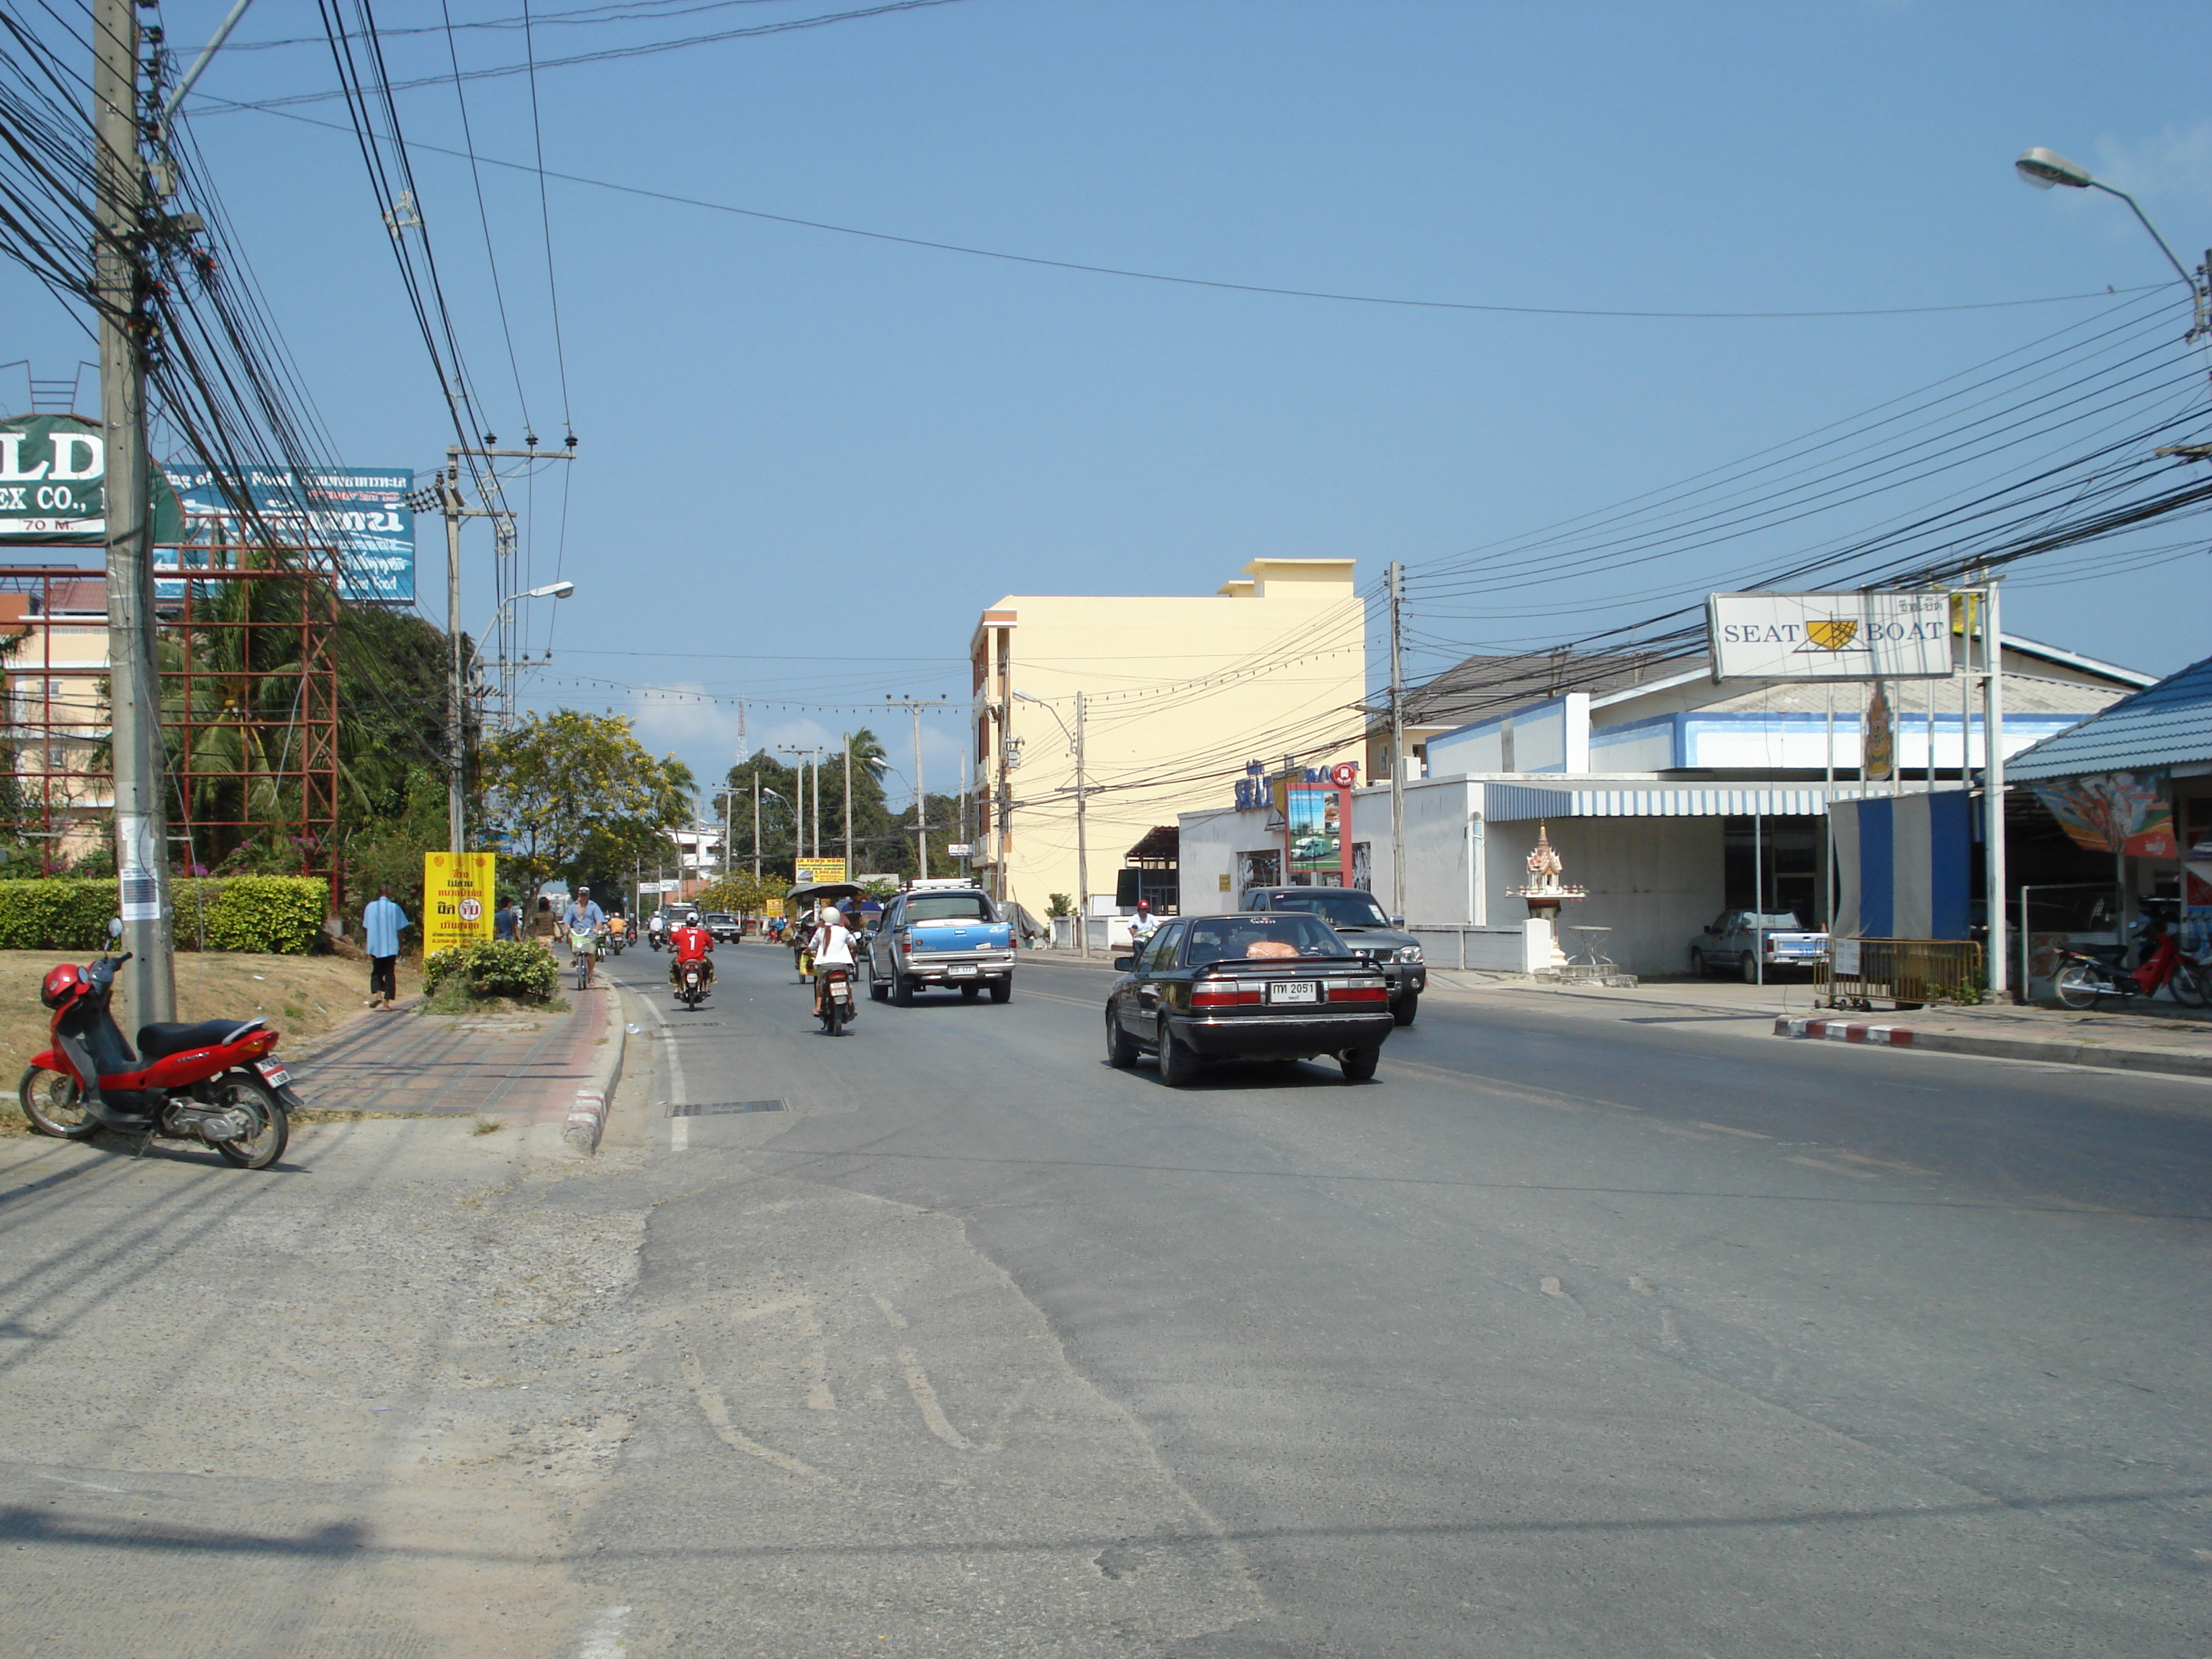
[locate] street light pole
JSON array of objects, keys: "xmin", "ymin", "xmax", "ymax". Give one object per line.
[
  {"xmin": 439, "ymin": 446, "xmax": 572, "ymax": 852},
  {"xmin": 1388, "ymin": 560, "xmax": 1408, "ymax": 920},
  {"xmin": 2015, "ymin": 148, "xmax": 2209, "ymax": 337}
]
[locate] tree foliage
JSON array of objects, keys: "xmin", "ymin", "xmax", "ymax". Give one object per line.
[
  {"xmin": 724, "ymin": 729, "xmax": 963, "ymax": 881},
  {"xmin": 480, "ymin": 709, "xmax": 691, "ymax": 902}
]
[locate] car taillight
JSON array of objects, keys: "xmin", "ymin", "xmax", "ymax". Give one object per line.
[
  {"xmin": 1327, "ymin": 979, "xmax": 1389, "ymax": 1004},
  {"xmin": 1190, "ymin": 983, "xmax": 1262, "ymax": 1008}
]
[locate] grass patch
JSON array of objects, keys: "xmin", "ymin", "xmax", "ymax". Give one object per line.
[
  {"xmin": 471, "ymin": 1115, "xmax": 504, "ymax": 1136},
  {"xmin": 416, "ymin": 981, "xmax": 572, "ymax": 1019}
]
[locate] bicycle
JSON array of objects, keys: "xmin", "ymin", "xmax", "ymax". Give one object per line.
[{"xmin": 570, "ymin": 929, "xmax": 596, "ymax": 992}]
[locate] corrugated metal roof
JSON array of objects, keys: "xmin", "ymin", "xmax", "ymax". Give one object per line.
[
  {"xmin": 2004, "ymin": 652, "xmax": 2212, "ymax": 781},
  {"xmin": 1480, "ymin": 782, "xmax": 1871, "ymax": 821}
]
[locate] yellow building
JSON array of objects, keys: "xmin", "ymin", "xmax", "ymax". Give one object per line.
[{"xmin": 969, "ymin": 559, "xmax": 1367, "ymax": 920}]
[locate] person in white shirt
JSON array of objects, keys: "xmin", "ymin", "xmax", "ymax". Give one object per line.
[{"xmin": 809, "ymin": 905, "xmax": 855, "ymax": 1017}]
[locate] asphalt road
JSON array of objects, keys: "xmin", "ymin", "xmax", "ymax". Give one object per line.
[{"xmin": 583, "ymin": 941, "xmax": 2212, "ymax": 1658}]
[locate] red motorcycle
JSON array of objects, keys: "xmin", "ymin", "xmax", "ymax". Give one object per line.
[
  {"xmin": 19, "ymin": 940, "xmax": 297, "ymax": 1168},
  {"xmin": 2052, "ymin": 902, "xmax": 2208, "ymax": 1010}
]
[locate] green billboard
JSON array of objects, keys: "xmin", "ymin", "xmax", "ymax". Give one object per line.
[{"xmin": 0, "ymin": 413, "xmax": 184, "ymax": 544}]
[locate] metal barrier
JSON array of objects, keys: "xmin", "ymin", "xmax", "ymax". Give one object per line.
[{"xmin": 1817, "ymin": 938, "xmax": 1985, "ymax": 1010}]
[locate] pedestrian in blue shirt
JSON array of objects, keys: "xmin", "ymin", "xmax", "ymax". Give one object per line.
[
  {"xmin": 363, "ymin": 883, "xmax": 410, "ymax": 1010},
  {"xmin": 494, "ymin": 895, "xmax": 521, "ymax": 941}
]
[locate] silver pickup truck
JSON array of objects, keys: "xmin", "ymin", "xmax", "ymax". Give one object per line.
[{"xmin": 1690, "ymin": 910, "xmax": 1828, "ymax": 981}]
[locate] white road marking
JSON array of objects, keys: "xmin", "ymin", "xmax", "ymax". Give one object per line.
[
  {"xmin": 35, "ymin": 1473, "xmax": 124, "ymax": 1493},
  {"xmin": 1784, "ymin": 1155, "xmax": 1878, "ymax": 1179},
  {"xmin": 577, "ymin": 1606, "xmax": 631, "ymax": 1659},
  {"xmin": 670, "ymin": 1115, "xmax": 688, "ymax": 1152},
  {"xmin": 1697, "ymin": 1121, "xmax": 1773, "ymax": 1139},
  {"xmin": 898, "ymin": 1346, "xmax": 974, "ymax": 1449}
]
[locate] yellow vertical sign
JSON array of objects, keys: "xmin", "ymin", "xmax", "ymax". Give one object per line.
[{"xmin": 423, "ymin": 853, "xmax": 496, "ymax": 953}]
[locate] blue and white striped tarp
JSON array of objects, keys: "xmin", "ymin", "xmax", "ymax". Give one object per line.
[{"xmin": 1829, "ymin": 791, "xmax": 1974, "ymax": 940}]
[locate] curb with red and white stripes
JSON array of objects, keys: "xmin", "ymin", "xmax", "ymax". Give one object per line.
[
  {"xmin": 1775, "ymin": 1011, "xmax": 2212, "ymax": 1081},
  {"xmin": 1773, "ymin": 1016, "xmax": 1915, "ymax": 1047},
  {"xmin": 559, "ymin": 992, "xmax": 628, "ymax": 1155}
]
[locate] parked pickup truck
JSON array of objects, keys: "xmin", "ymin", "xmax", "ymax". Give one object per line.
[{"xmin": 1690, "ymin": 911, "xmax": 1828, "ymax": 981}]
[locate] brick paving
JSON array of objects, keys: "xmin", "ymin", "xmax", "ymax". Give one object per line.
[{"xmin": 284, "ymin": 985, "xmax": 615, "ymax": 1119}]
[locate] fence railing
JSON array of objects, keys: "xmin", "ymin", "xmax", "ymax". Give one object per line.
[{"xmin": 1817, "ymin": 938, "xmax": 1984, "ymax": 1010}]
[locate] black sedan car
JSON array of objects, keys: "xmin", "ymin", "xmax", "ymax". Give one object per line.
[{"xmin": 1106, "ymin": 912, "xmax": 1395, "ymax": 1084}]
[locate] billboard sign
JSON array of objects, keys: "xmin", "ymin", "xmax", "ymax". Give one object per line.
[
  {"xmin": 162, "ymin": 464, "xmax": 415, "ymax": 603},
  {"xmin": 423, "ymin": 852, "xmax": 496, "ymax": 954},
  {"xmin": 1708, "ymin": 591, "xmax": 1953, "ymax": 681},
  {"xmin": 795, "ymin": 856, "xmax": 849, "ymax": 886},
  {"xmin": 0, "ymin": 413, "xmax": 185, "ymax": 542}
]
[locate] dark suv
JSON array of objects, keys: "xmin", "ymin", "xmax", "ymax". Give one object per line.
[{"xmin": 1238, "ymin": 887, "xmax": 1425, "ymax": 1025}]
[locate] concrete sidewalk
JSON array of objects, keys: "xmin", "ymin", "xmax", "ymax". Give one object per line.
[
  {"xmin": 1422, "ymin": 968, "xmax": 2212, "ymax": 1082},
  {"xmin": 284, "ymin": 983, "xmax": 626, "ymax": 1133}
]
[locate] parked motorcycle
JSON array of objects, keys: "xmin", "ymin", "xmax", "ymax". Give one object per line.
[
  {"xmin": 20, "ymin": 927, "xmax": 297, "ymax": 1167},
  {"xmin": 817, "ymin": 964, "xmax": 855, "ymax": 1036},
  {"xmin": 2053, "ymin": 903, "xmax": 2207, "ymax": 1009},
  {"xmin": 675, "ymin": 958, "xmax": 709, "ymax": 1010}
]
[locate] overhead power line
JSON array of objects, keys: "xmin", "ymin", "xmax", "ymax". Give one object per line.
[{"xmin": 185, "ymin": 96, "xmax": 2170, "ymax": 325}]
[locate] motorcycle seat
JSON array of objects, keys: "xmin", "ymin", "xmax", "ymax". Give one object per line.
[{"xmin": 137, "ymin": 1017, "xmax": 266, "ymax": 1061}]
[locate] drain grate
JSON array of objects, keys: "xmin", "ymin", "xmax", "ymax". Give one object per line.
[{"xmin": 667, "ymin": 1100, "xmax": 786, "ymax": 1117}]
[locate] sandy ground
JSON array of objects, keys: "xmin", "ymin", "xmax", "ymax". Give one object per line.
[{"xmin": 0, "ymin": 950, "xmax": 424, "ymax": 1127}]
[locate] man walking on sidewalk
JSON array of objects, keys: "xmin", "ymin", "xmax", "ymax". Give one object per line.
[{"xmin": 364, "ymin": 884, "xmax": 410, "ymax": 1010}]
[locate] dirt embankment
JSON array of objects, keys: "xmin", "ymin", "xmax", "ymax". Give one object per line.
[{"xmin": 0, "ymin": 951, "xmax": 423, "ymax": 1118}]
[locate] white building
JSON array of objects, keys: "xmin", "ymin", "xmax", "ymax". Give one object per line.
[{"xmin": 1179, "ymin": 634, "xmax": 2148, "ymax": 976}]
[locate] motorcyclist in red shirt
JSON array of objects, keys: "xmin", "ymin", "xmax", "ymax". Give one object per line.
[{"xmin": 667, "ymin": 915, "xmax": 716, "ymax": 991}]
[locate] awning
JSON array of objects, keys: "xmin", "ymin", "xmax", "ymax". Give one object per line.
[{"xmin": 1480, "ymin": 782, "xmax": 1872, "ymax": 822}]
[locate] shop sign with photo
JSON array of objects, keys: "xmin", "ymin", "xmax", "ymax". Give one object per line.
[{"xmin": 2029, "ymin": 771, "xmax": 2176, "ymax": 859}]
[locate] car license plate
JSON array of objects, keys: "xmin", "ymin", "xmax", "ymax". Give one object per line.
[
  {"xmin": 948, "ymin": 966, "xmax": 977, "ymax": 977},
  {"xmin": 1266, "ymin": 980, "xmax": 1319, "ymax": 1005},
  {"xmin": 257, "ymin": 1062, "xmax": 290, "ymax": 1087}
]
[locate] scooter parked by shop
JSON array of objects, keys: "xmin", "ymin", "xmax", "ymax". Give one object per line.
[{"xmin": 2052, "ymin": 902, "xmax": 2208, "ymax": 1009}]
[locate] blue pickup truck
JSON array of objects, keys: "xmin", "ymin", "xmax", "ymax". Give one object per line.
[{"xmin": 865, "ymin": 881, "xmax": 1017, "ymax": 1005}]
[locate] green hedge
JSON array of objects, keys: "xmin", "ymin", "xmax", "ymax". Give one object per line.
[
  {"xmin": 0, "ymin": 876, "xmax": 328, "ymax": 954},
  {"xmin": 423, "ymin": 939, "xmax": 560, "ymax": 1002}
]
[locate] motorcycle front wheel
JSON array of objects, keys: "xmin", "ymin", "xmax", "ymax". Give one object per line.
[
  {"xmin": 2172, "ymin": 961, "xmax": 2210, "ymax": 1008},
  {"xmin": 208, "ymin": 1072, "xmax": 289, "ymax": 1169},
  {"xmin": 19, "ymin": 1064, "xmax": 95, "ymax": 1139},
  {"xmin": 2052, "ymin": 961, "xmax": 2105, "ymax": 1010}
]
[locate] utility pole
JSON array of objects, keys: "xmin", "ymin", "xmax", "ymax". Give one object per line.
[
  {"xmin": 1387, "ymin": 561, "xmax": 1407, "ymax": 920},
  {"xmin": 842, "ymin": 736, "xmax": 854, "ymax": 878},
  {"xmin": 1074, "ymin": 691, "xmax": 1089, "ymax": 959},
  {"xmin": 887, "ymin": 697, "xmax": 946, "ymax": 880},
  {"xmin": 439, "ymin": 444, "xmax": 572, "ymax": 852},
  {"xmin": 96, "ymin": 0, "xmax": 174, "ymax": 1023},
  {"xmin": 1982, "ymin": 583, "xmax": 2009, "ymax": 999},
  {"xmin": 752, "ymin": 771, "xmax": 761, "ymax": 884}
]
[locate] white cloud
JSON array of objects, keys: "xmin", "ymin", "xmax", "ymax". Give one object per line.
[{"xmin": 2092, "ymin": 122, "xmax": 2212, "ymax": 210}]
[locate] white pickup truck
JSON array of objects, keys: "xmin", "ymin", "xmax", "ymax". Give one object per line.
[{"xmin": 1690, "ymin": 911, "xmax": 1829, "ymax": 981}]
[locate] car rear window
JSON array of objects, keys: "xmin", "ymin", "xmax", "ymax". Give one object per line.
[
  {"xmin": 1181, "ymin": 914, "xmax": 1345, "ymax": 966},
  {"xmin": 1266, "ymin": 891, "xmax": 1391, "ymax": 927},
  {"xmin": 907, "ymin": 894, "xmax": 995, "ymax": 922}
]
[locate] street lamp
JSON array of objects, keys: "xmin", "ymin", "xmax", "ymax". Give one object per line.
[{"xmin": 2015, "ymin": 147, "xmax": 2207, "ymax": 336}]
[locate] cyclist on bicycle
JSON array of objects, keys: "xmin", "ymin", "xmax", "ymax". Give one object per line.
[{"xmin": 565, "ymin": 886, "xmax": 607, "ymax": 989}]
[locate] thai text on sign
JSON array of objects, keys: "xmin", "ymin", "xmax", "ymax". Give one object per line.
[{"xmin": 423, "ymin": 853, "xmax": 496, "ymax": 953}]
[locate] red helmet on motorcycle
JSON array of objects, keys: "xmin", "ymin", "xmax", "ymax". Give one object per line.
[{"xmin": 40, "ymin": 962, "xmax": 84, "ymax": 1009}]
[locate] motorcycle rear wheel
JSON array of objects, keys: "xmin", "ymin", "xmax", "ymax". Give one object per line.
[
  {"xmin": 209, "ymin": 1072, "xmax": 289, "ymax": 1169},
  {"xmin": 19, "ymin": 1064, "xmax": 95, "ymax": 1139},
  {"xmin": 2053, "ymin": 961, "xmax": 2104, "ymax": 1010}
]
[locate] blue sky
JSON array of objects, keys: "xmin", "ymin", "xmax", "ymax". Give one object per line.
[{"xmin": 7, "ymin": 0, "xmax": 2212, "ymax": 801}]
